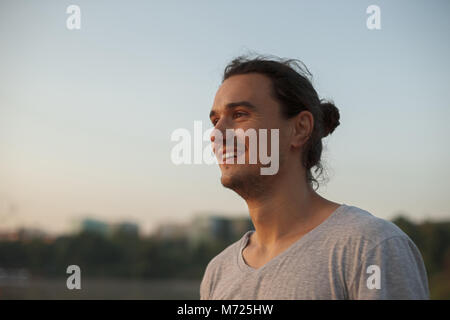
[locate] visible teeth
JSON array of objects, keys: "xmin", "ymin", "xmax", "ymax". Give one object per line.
[{"xmin": 222, "ymin": 152, "xmax": 235, "ymax": 160}]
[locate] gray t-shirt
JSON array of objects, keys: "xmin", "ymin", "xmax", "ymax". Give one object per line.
[{"xmin": 200, "ymin": 204, "xmax": 429, "ymax": 299}]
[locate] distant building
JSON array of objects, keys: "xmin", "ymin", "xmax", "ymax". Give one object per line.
[
  {"xmin": 154, "ymin": 223, "xmax": 187, "ymax": 240},
  {"xmin": 111, "ymin": 222, "xmax": 140, "ymax": 237},
  {"xmin": 187, "ymin": 213, "xmax": 253, "ymax": 247},
  {"xmin": 149, "ymin": 213, "xmax": 253, "ymax": 246},
  {"xmin": 0, "ymin": 228, "xmax": 52, "ymax": 242},
  {"xmin": 230, "ymin": 216, "xmax": 254, "ymax": 237},
  {"xmin": 77, "ymin": 218, "xmax": 110, "ymax": 236},
  {"xmin": 72, "ymin": 217, "xmax": 141, "ymax": 238},
  {"xmin": 16, "ymin": 228, "xmax": 49, "ymax": 241},
  {"xmin": 0, "ymin": 231, "xmax": 19, "ymax": 241}
]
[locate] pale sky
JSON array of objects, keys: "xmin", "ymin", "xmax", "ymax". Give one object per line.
[{"xmin": 1, "ymin": 0, "xmax": 449, "ymax": 235}]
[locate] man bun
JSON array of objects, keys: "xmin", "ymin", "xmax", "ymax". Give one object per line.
[{"xmin": 320, "ymin": 101, "xmax": 340, "ymax": 137}]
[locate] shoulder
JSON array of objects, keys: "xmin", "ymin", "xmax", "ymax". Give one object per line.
[
  {"xmin": 336, "ymin": 206, "xmax": 430, "ymax": 299},
  {"xmin": 323, "ymin": 204, "xmax": 421, "ymax": 264},
  {"xmin": 333, "ymin": 204, "xmax": 411, "ymax": 248}
]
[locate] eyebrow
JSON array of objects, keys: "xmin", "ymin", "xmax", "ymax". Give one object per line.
[{"xmin": 209, "ymin": 101, "xmax": 257, "ymax": 119}]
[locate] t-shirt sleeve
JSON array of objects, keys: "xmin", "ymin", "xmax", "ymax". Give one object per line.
[{"xmin": 348, "ymin": 236, "xmax": 429, "ymax": 299}]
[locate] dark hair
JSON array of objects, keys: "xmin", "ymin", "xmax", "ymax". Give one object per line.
[{"xmin": 222, "ymin": 54, "xmax": 340, "ymax": 189}]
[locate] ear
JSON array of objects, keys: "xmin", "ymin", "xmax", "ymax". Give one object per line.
[{"xmin": 291, "ymin": 110, "xmax": 314, "ymax": 149}]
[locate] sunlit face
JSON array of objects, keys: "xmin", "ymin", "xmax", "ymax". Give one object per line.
[{"xmin": 209, "ymin": 73, "xmax": 290, "ymax": 194}]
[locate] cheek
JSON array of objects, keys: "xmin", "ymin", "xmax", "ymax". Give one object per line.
[
  {"xmin": 269, "ymin": 127, "xmax": 290, "ymax": 160},
  {"xmin": 279, "ymin": 127, "xmax": 292, "ymax": 148},
  {"xmin": 233, "ymin": 116, "xmax": 288, "ymax": 154}
]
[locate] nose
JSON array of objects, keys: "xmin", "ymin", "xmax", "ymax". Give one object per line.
[
  {"xmin": 210, "ymin": 128, "xmax": 224, "ymax": 151},
  {"xmin": 210, "ymin": 117, "xmax": 229, "ymax": 143},
  {"xmin": 210, "ymin": 120, "xmax": 230, "ymax": 154}
]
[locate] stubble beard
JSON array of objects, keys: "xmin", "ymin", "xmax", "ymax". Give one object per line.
[
  {"xmin": 220, "ymin": 168, "xmax": 267, "ymax": 200},
  {"xmin": 220, "ymin": 153, "xmax": 285, "ymax": 201}
]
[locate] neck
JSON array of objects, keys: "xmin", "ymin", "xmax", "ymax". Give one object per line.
[{"xmin": 245, "ymin": 165, "xmax": 336, "ymax": 250}]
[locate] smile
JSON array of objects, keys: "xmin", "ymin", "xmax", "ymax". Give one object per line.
[
  {"xmin": 222, "ymin": 151, "xmax": 238, "ymax": 162},
  {"xmin": 217, "ymin": 148, "xmax": 246, "ymax": 163}
]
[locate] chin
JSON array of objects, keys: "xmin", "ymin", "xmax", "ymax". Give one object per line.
[
  {"xmin": 219, "ymin": 164, "xmax": 240, "ymax": 184},
  {"xmin": 219, "ymin": 165, "xmax": 256, "ymax": 190},
  {"xmin": 220, "ymin": 175, "xmax": 233, "ymax": 189},
  {"xmin": 220, "ymin": 168, "xmax": 237, "ymax": 188}
]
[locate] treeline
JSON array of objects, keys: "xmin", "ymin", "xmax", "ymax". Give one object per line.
[
  {"xmin": 0, "ymin": 216, "xmax": 449, "ymax": 299},
  {"xmin": 392, "ymin": 216, "xmax": 450, "ymax": 299},
  {"xmin": 0, "ymin": 229, "xmax": 226, "ymax": 280}
]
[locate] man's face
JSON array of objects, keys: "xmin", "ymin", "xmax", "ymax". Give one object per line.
[{"xmin": 209, "ymin": 73, "xmax": 290, "ymax": 195}]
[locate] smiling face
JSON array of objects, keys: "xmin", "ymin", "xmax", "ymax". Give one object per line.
[{"xmin": 209, "ymin": 73, "xmax": 292, "ymax": 197}]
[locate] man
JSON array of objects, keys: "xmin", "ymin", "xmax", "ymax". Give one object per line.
[{"xmin": 200, "ymin": 55, "xmax": 429, "ymax": 299}]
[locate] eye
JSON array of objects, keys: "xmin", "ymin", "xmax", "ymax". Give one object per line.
[{"xmin": 233, "ymin": 111, "xmax": 247, "ymax": 119}]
